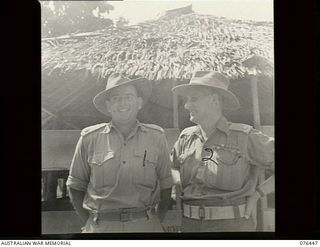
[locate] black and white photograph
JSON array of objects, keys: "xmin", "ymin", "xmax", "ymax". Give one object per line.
[{"xmin": 41, "ymin": 0, "xmax": 274, "ymax": 234}]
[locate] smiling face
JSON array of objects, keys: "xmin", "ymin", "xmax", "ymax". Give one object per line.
[
  {"xmin": 184, "ymin": 87, "xmax": 222, "ymax": 125},
  {"xmin": 105, "ymin": 84, "xmax": 142, "ymax": 126}
]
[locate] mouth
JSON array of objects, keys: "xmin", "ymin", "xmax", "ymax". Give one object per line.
[{"xmin": 118, "ymin": 108, "xmax": 130, "ymax": 112}]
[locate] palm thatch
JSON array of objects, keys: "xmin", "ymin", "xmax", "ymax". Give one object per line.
[{"xmin": 42, "ymin": 9, "xmax": 273, "ymax": 81}]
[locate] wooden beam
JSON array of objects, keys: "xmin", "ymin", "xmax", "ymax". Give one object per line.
[
  {"xmin": 42, "ymin": 107, "xmax": 79, "ymax": 129},
  {"xmin": 250, "ymin": 75, "xmax": 275, "ymax": 231},
  {"xmin": 172, "ymin": 80, "xmax": 179, "ymax": 128},
  {"xmin": 250, "ymin": 75, "xmax": 261, "ymax": 128},
  {"xmin": 42, "ymin": 32, "xmax": 104, "ymax": 42},
  {"xmin": 42, "ymin": 107, "xmax": 57, "ymax": 126}
]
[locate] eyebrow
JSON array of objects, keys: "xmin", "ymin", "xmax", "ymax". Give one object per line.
[
  {"xmin": 110, "ymin": 92, "xmax": 137, "ymax": 97},
  {"xmin": 189, "ymin": 93, "xmax": 212, "ymax": 97}
]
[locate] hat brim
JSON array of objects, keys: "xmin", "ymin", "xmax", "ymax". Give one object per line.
[
  {"xmin": 172, "ymin": 84, "xmax": 240, "ymax": 111},
  {"xmin": 93, "ymin": 78, "xmax": 152, "ymax": 116}
]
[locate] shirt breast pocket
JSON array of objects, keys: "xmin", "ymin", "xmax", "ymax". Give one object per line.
[
  {"xmin": 88, "ymin": 151, "xmax": 117, "ymax": 188},
  {"xmin": 133, "ymin": 149, "xmax": 158, "ymax": 189},
  {"xmin": 214, "ymin": 147, "xmax": 247, "ymax": 191},
  {"xmin": 215, "ymin": 147, "xmax": 242, "ymax": 166}
]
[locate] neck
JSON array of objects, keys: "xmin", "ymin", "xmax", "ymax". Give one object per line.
[
  {"xmin": 199, "ymin": 113, "xmax": 222, "ymax": 138},
  {"xmin": 112, "ymin": 119, "xmax": 138, "ymax": 139}
]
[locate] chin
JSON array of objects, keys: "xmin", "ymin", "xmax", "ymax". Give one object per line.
[
  {"xmin": 120, "ymin": 113, "xmax": 138, "ymax": 122},
  {"xmin": 119, "ymin": 116, "xmax": 134, "ymax": 122},
  {"xmin": 189, "ymin": 115, "xmax": 198, "ymax": 124}
]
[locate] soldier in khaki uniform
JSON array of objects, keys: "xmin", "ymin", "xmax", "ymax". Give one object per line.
[
  {"xmin": 171, "ymin": 71, "xmax": 274, "ymax": 232},
  {"xmin": 66, "ymin": 74, "xmax": 173, "ymax": 233}
]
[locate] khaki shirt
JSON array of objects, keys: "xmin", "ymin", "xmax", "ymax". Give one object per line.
[
  {"xmin": 171, "ymin": 117, "xmax": 274, "ymax": 201},
  {"xmin": 66, "ymin": 121, "xmax": 173, "ymax": 211}
]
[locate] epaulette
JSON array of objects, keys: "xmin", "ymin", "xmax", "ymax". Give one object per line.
[
  {"xmin": 141, "ymin": 123, "xmax": 164, "ymax": 133},
  {"xmin": 229, "ymin": 123, "xmax": 252, "ymax": 134},
  {"xmin": 81, "ymin": 123, "xmax": 107, "ymax": 136},
  {"xmin": 180, "ymin": 126, "xmax": 199, "ymax": 137}
]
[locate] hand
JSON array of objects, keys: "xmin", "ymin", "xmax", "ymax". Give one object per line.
[
  {"xmin": 79, "ymin": 211, "xmax": 89, "ymax": 225},
  {"xmin": 158, "ymin": 188, "xmax": 172, "ymax": 222},
  {"xmin": 244, "ymin": 192, "xmax": 260, "ymax": 219},
  {"xmin": 158, "ymin": 208, "xmax": 167, "ymax": 222},
  {"xmin": 175, "ymin": 181, "xmax": 182, "ymax": 194},
  {"xmin": 157, "ymin": 199, "xmax": 171, "ymax": 222}
]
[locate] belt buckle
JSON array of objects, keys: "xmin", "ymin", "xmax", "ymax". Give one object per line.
[
  {"xmin": 199, "ymin": 206, "xmax": 205, "ymax": 219},
  {"xmin": 120, "ymin": 212, "xmax": 131, "ymax": 222}
]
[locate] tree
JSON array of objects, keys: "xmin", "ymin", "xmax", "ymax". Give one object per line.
[
  {"xmin": 116, "ymin": 17, "xmax": 129, "ymax": 29},
  {"xmin": 41, "ymin": 1, "xmax": 114, "ymax": 37}
]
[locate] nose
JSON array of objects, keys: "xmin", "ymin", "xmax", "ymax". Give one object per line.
[
  {"xmin": 184, "ymin": 98, "xmax": 191, "ymax": 110},
  {"xmin": 118, "ymin": 96, "xmax": 128, "ymax": 107}
]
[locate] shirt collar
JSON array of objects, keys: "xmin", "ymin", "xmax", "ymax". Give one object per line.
[
  {"xmin": 102, "ymin": 120, "xmax": 145, "ymax": 135},
  {"xmin": 195, "ymin": 116, "xmax": 230, "ymax": 140},
  {"xmin": 139, "ymin": 122, "xmax": 151, "ymax": 133},
  {"xmin": 193, "ymin": 126, "xmax": 204, "ymax": 141},
  {"xmin": 102, "ymin": 123, "xmax": 111, "ymax": 134},
  {"xmin": 215, "ymin": 116, "xmax": 230, "ymax": 136}
]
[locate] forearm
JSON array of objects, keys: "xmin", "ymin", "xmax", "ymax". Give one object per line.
[
  {"xmin": 68, "ymin": 188, "xmax": 89, "ymax": 224},
  {"xmin": 171, "ymin": 169, "xmax": 181, "ymax": 185},
  {"xmin": 245, "ymin": 175, "xmax": 274, "ymax": 218},
  {"xmin": 158, "ymin": 188, "xmax": 172, "ymax": 222},
  {"xmin": 255, "ymin": 175, "xmax": 274, "ymax": 198}
]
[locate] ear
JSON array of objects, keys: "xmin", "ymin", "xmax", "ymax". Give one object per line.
[{"xmin": 137, "ymin": 97, "xmax": 143, "ymax": 110}]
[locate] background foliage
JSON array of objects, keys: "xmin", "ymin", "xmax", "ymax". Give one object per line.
[{"xmin": 41, "ymin": 1, "xmax": 115, "ymax": 37}]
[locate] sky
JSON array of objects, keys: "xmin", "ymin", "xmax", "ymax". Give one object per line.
[{"xmin": 105, "ymin": 0, "xmax": 273, "ymax": 25}]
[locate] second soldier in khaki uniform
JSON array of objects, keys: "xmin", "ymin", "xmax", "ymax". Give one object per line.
[
  {"xmin": 171, "ymin": 71, "xmax": 274, "ymax": 232},
  {"xmin": 66, "ymin": 73, "xmax": 173, "ymax": 233}
]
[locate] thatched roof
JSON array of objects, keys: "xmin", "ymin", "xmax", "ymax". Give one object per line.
[{"xmin": 42, "ymin": 9, "xmax": 273, "ymax": 81}]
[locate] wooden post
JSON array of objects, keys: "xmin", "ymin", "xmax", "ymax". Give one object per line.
[
  {"xmin": 272, "ymin": 75, "xmax": 274, "ymax": 109},
  {"xmin": 250, "ymin": 75, "xmax": 261, "ymax": 128},
  {"xmin": 250, "ymin": 75, "xmax": 270, "ymax": 231},
  {"xmin": 172, "ymin": 79, "xmax": 179, "ymax": 128}
]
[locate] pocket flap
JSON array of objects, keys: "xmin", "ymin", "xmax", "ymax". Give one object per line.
[
  {"xmin": 134, "ymin": 148, "xmax": 157, "ymax": 163},
  {"xmin": 215, "ymin": 148, "xmax": 241, "ymax": 165},
  {"xmin": 88, "ymin": 151, "xmax": 114, "ymax": 166}
]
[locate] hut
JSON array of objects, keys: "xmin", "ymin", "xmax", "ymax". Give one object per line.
[
  {"xmin": 41, "ymin": 5, "xmax": 274, "ymax": 233},
  {"xmin": 42, "ymin": 5, "xmax": 274, "ymax": 131}
]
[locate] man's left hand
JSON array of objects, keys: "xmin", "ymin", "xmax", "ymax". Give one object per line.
[
  {"xmin": 244, "ymin": 192, "xmax": 260, "ymax": 219},
  {"xmin": 158, "ymin": 200, "xmax": 171, "ymax": 222},
  {"xmin": 158, "ymin": 188, "xmax": 172, "ymax": 222}
]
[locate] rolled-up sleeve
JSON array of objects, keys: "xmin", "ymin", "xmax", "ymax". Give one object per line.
[
  {"xmin": 66, "ymin": 136, "xmax": 90, "ymax": 192},
  {"xmin": 247, "ymin": 129, "xmax": 274, "ymax": 170},
  {"xmin": 156, "ymin": 134, "xmax": 173, "ymax": 190},
  {"xmin": 171, "ymin": 136, "xmax": 183, "ymax": 170}
]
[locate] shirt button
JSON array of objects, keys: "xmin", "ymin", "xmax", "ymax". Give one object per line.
[{"xmin": 122, "ymin": 161, "xmax": 126, "ymax": 164}]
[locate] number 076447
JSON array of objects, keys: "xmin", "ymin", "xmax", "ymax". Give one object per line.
[{"xmin": 300, "ymin": 241, "xmax": 318, "ymax": 245}]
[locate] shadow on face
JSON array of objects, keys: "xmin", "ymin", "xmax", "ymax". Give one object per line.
[{"xmin": 105, "ymin": 84, "xmax": 143, "ymax": 125}]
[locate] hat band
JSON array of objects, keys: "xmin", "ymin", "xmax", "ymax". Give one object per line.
[
  {"xmin": 189, "ymin": 77, "xmax": 228, "ymax": 89},
  {"xmin": 105, "ymin": 78, "xmax": 132, "ymax": 91}
]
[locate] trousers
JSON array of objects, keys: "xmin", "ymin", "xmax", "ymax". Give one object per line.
[
  {"xmin": 181, "ymin": 216, "xmax": 256, "ymax": 232},
  {"xmin": 81, "ymin": 213, "xmax": 164, "ymax": 233}
]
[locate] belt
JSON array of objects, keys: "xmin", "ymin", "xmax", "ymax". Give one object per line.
[
  {"xmin": 183, "ymin": 203, "xmax": 246, "ymax": 220},
  {"xmin": 91, "ymin": 208, "xmax": 152, "ymax": 223}
]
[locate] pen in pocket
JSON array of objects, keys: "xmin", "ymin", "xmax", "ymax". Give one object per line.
[{"xmin": 143, "ymin": 150, "xmax": 147, "ymax": 167}]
